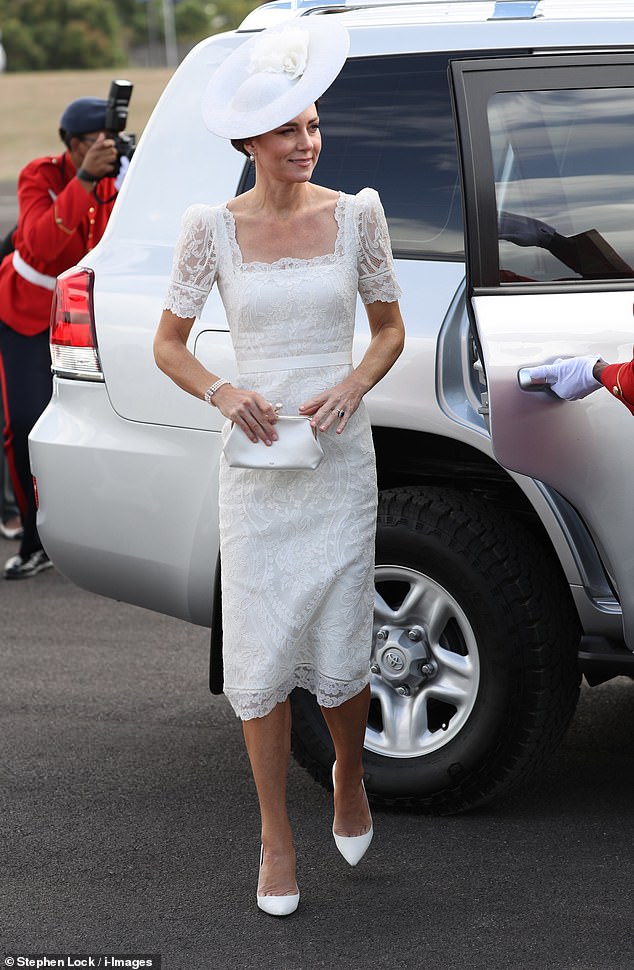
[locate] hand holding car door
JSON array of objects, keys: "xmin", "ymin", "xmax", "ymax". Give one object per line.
[
  {"xmin": 525, "ymin": 352, "xmax": 634, "ymax": 413},
  {"xmin": 525, "ymin": 355, "xmax": 602, "ymax": 400}
]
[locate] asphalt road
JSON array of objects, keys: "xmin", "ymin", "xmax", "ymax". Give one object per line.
[{"xmin": 1, "ymin": 534, "xmax": 633, "ymax": 970}]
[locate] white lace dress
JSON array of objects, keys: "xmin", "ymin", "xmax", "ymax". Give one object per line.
[{"xmin": 164, "ymin": 188, "xmax": 401, "ymax": 719}]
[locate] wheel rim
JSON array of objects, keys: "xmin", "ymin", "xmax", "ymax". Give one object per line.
[{"xmin": 367, "ymin": 564, "xmax": 481, "ymax": 758}]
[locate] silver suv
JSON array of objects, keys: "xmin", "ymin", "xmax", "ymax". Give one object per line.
[{"xmin": 30, "ymin": 0, "xmax": 634, "ymax": 813}]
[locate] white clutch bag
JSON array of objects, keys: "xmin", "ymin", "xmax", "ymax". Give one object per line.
[{"xmin": 223, "ymin": 414, "xmax": 324, "ymax": 470}]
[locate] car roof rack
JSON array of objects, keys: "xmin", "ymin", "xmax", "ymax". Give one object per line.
[
  {"xmin": 239, "ymin": 0, "xmax": 628, "ymax": 31},
  {"xmin": 239, "ymin": 0, "xmax": 496, "ymax": 31},
  {"xmin": 238, "ymin": 0, "xmax": 541, "ymax": 26},
  {"xmin": 245, "ymin": 0, "xmax": 539, "ymax": 7},
  {"xmin": 489, "ymin": 1, "xmax": 540, "ymax": 18}
]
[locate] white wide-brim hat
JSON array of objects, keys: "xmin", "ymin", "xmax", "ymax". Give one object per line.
[{"xmin": 202, "ymin": 19, "xmax": 350, "ymax": 140}]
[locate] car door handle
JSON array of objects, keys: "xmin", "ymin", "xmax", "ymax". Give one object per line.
[{"xmin": 517, "ymin": 367, "xmax": 555, "ymax": 391}]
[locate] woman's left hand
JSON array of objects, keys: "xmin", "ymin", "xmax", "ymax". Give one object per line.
[
  {"xmin": 299, "ymin": 375, "xmax": 366, "ymax": 435},
  {"xmin": 300, "ymin": 301, "xmax": 405, "ymax": 433}
]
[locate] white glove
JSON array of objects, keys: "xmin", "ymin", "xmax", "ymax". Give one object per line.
[
  {"xmin": 114, "ymin": 155, "xmax": 130, "ymax": 192},
  {"xmin": 526, "ymin": 356, "xmax": 601, "ymax": 401}
]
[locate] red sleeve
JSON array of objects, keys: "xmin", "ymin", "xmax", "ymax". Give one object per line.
[
  {"xmin": 600, "ymin": 355, "xmax": 634, "ymax": 415},
  {"xmin": 18, "ymin": 155, "xmax": 99, "ymax": 264}
]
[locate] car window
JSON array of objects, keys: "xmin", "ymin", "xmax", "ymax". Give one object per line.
[
  {"xmin": 491, "ymin": 87, "xmax": 634, "ymax": 283},
  {"xmin": 241, "ymin": 53, "xmax": 464, "ymax": 260}
]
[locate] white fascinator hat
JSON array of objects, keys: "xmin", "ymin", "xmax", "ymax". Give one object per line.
[{"xmin": 202, "ymin": 19, "xmax": 350, "ymax": 139}]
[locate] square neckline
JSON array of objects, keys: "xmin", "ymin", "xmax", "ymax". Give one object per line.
[{"xmin": 222, "ymin": 192, "xmax": 347, "ymax": 270}]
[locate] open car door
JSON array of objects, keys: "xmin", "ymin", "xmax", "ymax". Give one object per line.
[{"xmin": 451, "ymin": 53, "xmax": 634, "ymax": 650}]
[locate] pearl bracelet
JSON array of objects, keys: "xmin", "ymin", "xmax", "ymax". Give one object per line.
[{"xmin": 204, "ymin": 378, "xmax": 230, "ymax": 406}]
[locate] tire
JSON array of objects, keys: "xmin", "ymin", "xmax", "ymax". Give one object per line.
[{"xmin": 290, "ymin": 486, "xmax": 581, "ymax": 814}]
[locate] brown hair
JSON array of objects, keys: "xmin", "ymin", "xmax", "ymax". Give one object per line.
[{"xmin": 231, "ymin": 138, "xmax": 251, "ymax": 158}]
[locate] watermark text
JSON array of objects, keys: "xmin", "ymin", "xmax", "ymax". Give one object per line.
[{"xmin": 4, "ymin": 956, "xmax": 161, "ymax": 969}]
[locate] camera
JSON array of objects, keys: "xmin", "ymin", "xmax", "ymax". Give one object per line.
[{"xmin": 104, "ymin": 79, "xmax": 136, "ymax": 176}]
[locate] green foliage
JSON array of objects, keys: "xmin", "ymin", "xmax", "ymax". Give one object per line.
[
  {"xmin": 1, "ymin": 0, "xmax": 124, "ymax": 69},
  {"xmin": 174, "ymin": 0, "xmax": 211, "ymax": 40},
  {"xmin": 0, "ymin": 0, "xmax": 263, "ymax": 70},
  {"xmin": 106, "ymin": 0, "xmax": 147, "ymax": 48},
  {"xmin": 2, "ymin": 17, "xmax": 48, "ymax": 70},
  {"xmin": 57, "ymin": 20, "xmax": 125, "ymax": 69},
  {"xmin": 202, "ymin": 0, "xmax": 264, "ymax": 34},
  {"xmin": 173, "ymin": 0, "xmax": 263, "ymax": 43}
]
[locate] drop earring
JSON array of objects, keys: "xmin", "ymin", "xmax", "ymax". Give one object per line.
[{"xmin": 249, "ymin": 153, "xmax": 255, "ymax": 163}]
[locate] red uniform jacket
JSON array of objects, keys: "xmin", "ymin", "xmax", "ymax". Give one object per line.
[
  {"xmin": 600, "ymin": 354, "xmax": 634, "ymax": 415},
  {"xmin": 0, "ymin": 150, "xmax": 117, "ymax": 336}
]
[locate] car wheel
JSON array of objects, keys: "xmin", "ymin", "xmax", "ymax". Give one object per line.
[{"xmin": 290, "ymin": 486, "xmax": 581, "ymax": 814}]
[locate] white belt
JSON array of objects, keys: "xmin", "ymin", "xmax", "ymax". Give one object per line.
[
  {"xmin": 12, "ymin": 250, "xmax": 57, "ymax": 291},
  {"xmin": 238, "ymin": 352, "xmax": 352, "ymax": 375}
]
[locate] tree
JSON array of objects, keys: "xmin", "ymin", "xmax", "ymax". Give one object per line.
[
  {"xmin": 0, "ymin": 0, "xmax": 263, "ymax": 69},
  {"xmin": 1, "ymin": 18, "xmax": 47, "ymax": 70},
  {"xmin": 173, "ymin": 0, "xmax": 210, "ymax": 41},
  {"xmin": 0, "ymin": 0, "xmax": 123, "ymax": 69}
]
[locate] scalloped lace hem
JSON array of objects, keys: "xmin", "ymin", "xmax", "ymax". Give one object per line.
[
  {"xmin": 163, "ymin": 281, "xmax": 209, "ymax": 319},
  {"xmin": 224, "ymin": 667, "xmax": 371, "ymax": 720},
  {"xmin": 359, "ymin": 271, "xmax": 402, "ymax": 305}
]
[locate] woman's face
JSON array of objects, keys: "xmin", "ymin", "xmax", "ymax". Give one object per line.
[{"xmin": 247, "ymin": 104, "xmax": 321, "ymax": 183}]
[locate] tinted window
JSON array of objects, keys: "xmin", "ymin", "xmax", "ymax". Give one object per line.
[
  {"xmin": 242, "ymin": 53, "xmax": 464, "ymax": 259},
  {"xmin": 491, "ymin": 87, "xmax": 634, "ymax": 282}
]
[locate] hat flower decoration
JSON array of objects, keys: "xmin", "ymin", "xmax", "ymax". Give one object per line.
[
  {"xmin": 248, "ymin": 28, "xmax": 309, "ymax": 80},
  {"xmin": 202, "ymin": 19, "xmax": 350, "ymax": 140}
]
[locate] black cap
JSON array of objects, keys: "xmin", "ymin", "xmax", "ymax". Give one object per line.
[{"xmin": 59, "ymin": 97, "xmax": 107, "ymax": 136}]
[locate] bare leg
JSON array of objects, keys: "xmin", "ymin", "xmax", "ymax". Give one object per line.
[
  {"xmin": 320, "ymin": 684, "xmax": 372, "ymax": 837},
  {"xmin": 242, "ymin": 698, "xmax": 298, "ymax": 896}
]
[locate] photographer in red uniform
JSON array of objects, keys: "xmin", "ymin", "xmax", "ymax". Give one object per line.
[{"xmin": 0, "ymin": 97, "xmax": 120, "ymax": 578}]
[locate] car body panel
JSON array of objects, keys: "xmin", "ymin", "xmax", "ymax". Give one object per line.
[
  {"xmin": 471, "ymin": 290, "xmax": 634, "ymax": 646},
  {"xmin": 451, "ymin": 51, "xmax": 634, "ymax": 648},
  {"xmin": 30, "ymin": 380, "xmax": 218, "ymax": 626}
]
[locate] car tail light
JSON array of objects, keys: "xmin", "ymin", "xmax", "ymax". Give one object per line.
[{"xmin": 49, "ymin": 266, "xmax": 104, "ymax": 381}]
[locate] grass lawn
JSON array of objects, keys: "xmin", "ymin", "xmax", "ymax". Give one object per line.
[{"xmin": 0, "ymin": 68, "xmax": 174, "ymax": 182}]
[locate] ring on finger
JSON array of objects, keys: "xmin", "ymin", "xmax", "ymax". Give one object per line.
[{"xmin": 336, "ymin": 408, "xmax": 345, "ymax": 418}]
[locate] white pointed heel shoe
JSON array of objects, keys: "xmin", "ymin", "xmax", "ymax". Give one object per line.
[
  {"xmin": 331, "ymin": 762, "xmax": 373, "ymax": 866},
  {"xmin": 256, "ymin": 846, "xmax": 300, "ymax": 917}
]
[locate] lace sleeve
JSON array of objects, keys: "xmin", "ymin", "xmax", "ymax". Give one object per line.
[
  {"xmin": 355, "ymin": 188, "xmax": 402, "ymax": 305},
  {"xmin": 163, "ymin": 204, "xmax": 217, "ymax": 319}
]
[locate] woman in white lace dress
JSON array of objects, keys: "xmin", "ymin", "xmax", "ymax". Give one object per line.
[{"xmin": 154, "ymin": 21, "xmax": 404, "ymax": 916}]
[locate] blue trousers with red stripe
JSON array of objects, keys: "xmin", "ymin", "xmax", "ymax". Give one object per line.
[{"xmin": 0, "ymin": 321, "xmax": 52, "ymax": 559}]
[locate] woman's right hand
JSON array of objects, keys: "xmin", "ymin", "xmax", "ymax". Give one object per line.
[
  {"xmin": 153, "ymin": 310, "xmax": 278, "ymax": 443},
  {"xmin": 213, "ymin": 386, "xmax": 279, "ymax": 445}
]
